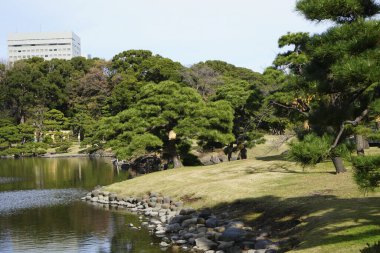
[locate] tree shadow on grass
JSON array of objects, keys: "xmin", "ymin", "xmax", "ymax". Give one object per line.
[
  {"xmin": 255, "ymin": 154, "xmax": 288, "ymax": 162},
  {"xmin": 243, "ymin": 163, "xmax": 336, "ymax": 175},
  {"xmin": 209, "ymin": 195, "xmax": 380, "ymax": 252}
]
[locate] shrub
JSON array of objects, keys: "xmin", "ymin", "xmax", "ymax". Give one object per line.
[
  {"xmin": 287, "ymin": 134, "xmax": 331, "ymax": 167},
  {"xmin": 55, "ymin": 142, "xmax": 71, "ymax": 153},
  {"xmin": 352, "ymin": 155, "xmax": 380, "ymax": 191}
]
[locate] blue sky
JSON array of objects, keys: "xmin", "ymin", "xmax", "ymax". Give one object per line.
[{"xmin": 0, "ymin": 0, "xmax": 330, "ymax": 72}]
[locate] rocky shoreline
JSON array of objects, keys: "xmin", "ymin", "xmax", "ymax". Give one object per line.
[{"xmin": 82, "ymin": 189, "xmax": 282, "ymax": 253}]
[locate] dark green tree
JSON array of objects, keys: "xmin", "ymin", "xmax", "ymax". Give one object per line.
[
  {"xmin": 283, "ymin": 0, "xmax": 380, "ymax": 173},
  {"xmin": 94, "ymin": 81, "xmax": 234, "ymax": 168}
]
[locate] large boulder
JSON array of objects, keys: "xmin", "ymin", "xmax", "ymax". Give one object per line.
[{"xmin": 127, "ymin": 155, "xmax": 162, "ymax": 177}]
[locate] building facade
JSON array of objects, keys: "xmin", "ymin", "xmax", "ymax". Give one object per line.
[{"xmin": 7, "ymin": 32, "xmax": 81, "ymax": 62}]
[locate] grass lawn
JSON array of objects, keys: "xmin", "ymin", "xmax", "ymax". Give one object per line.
[{"xmin": 104, "ymin": 136, "xmax": 380, "ymax": 252}]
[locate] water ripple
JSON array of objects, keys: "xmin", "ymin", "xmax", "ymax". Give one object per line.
[{"xmin": 0, "ymin": 189, "xmax": 85, "ymax": 215}]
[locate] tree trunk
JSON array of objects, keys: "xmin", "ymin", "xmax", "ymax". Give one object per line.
[
  {"xmin": 240, "ymin": 146, "xmax": 247, "ymax": 159},
  {"xmin": 364, "ymin": 137, "xmax": 369, "ymax": 149},
  {"xmin": 355, "ymin": 134, "xmax": 365, "ymax": 156},
  {"xmin": 227, "ymin": 143, "xmax": 233, "ymax": 161},
  {"xmin": 332, "ymin": 156, "xmax": 346, "ymax": 174},
  {"xmin": 167, "ymin": 140, "xmax": 182, "ymax": 168}
]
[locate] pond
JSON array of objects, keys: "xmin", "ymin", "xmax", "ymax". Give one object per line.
[{"xmin": 0, "ymin": 157, "xmax": 166, "ymax": 253}]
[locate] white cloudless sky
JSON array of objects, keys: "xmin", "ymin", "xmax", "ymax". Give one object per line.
[{"xmin": 0, "ymin": 0, "xmax": 331, "ymax": 72}]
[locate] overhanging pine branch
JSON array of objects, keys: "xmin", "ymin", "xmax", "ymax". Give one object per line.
[{"xmin": 330, "ymin": 108, "xmax": 369, "ymax": 150}]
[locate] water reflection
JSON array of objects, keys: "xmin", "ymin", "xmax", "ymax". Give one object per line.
[
  {"xmin": 0, "ymin": 158, "xmax": 168, "ymax": 252},
  {"xmin": 0, "ymin": 202, "xmax": 164, "ymax": 253},
  {"xmin": 0, "ymin": 158, "xmax": 128, "ymax": 191}
]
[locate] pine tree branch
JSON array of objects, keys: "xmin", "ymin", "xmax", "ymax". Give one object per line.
[
  {"xmin": 330, "ymin": 108, "xmax": 369, "ymax": 150},
  {"xmin": 269, "ymin": 100, "xmax": 309, "ymax": 116}
]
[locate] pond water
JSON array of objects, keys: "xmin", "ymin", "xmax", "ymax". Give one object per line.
[{"xmin": 0, "ymin": 158, "xmax": 165, "ymax": 253}]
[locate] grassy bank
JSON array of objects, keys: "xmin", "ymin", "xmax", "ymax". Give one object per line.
[{"xmin": 104, "ymin": 136, "xmax": 380, "ymax": 252}]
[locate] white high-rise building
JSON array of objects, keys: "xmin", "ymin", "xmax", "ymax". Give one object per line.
[{"xmin": 7, "ymin": 32, "xmax": 81, "ymax": 62}]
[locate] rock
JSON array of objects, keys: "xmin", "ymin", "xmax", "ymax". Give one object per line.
[
  {"xmin": 205, "ymin": 250, "xmax": 216, "ymax": 253},
  {"xmin": 265, "ymin": 250, "xmax": 278, "ymax": 253},
  {"xmin": 169, "ymin": 215, "xmax": 191, "ymax": 224},
  {"xmin": 179, "ymin": 208, "xmax": 195, "ymax": 215},
  {"xmin": 226, "ymin": 246, "xmax": 242, "ymax": 253},
  {"xmin": 148, "ymin": 202, "xmax": 157, "ymax": 208},
  {"xmin": 217, "ymin": 241, "xmax": 234, "ymax": 250},
  {"xmin": 197, "ymin": 218, "xmax": 206, "ymax": 225},
  {"xmin": 157, "ymin": 196, "xmax": 163, "ymax": 204},
  {"xmin": 241, "ymin": 241, "xmax": 255, "ymax": 250},
  {"xmin": 195, "ymin": 237, "xmax": 217, "ymax": 251},
  {"xmin": 109, "ymin": 193, "xmax": 117, "ymax": 201},
  {"xmin": 155, "ymin": 230, "xmax": 166, "ymax": 236},
  {"xmin": 199, "ymin": 208, "xmax": 213, "ymax": 219},
  {"xmin": 161, "ymin": 203, "xmax": 170, "ymax": 209},
  {"xmin": 220, "ymin": 227, "xmax": 247, "ymax": 242},
  {"xmin": 182, "ymin": 218, "xmax": 198, "ymax": 227},
  {"xmin": 197, "ymin": 227, "xmax": 208, "ymax": 234},
  {"xmin": 174, "ymin": 201, "xmax": 184, "ymax": 207},
  {"xmin": 162, "ymin": 236, "xmax": 171, "ymax": 243},
  {"xmin": 227, "ymin": 221, "xmax": 244, "ymax": 229},
  {"xmin": 91, "ymin": 190, "xmax": 100, "ymax": 197},
  {"xmin": 150, "ymin": 197, "xmax": 157, "ymax": 203},
  {"xmin": 150, "ymin": 219, "xmax": 161, "ymax": 225},
  {"xmin": 215, "ymin": 226, "xmax": 226, "ymax": 233},
  {"xmin": 160, "ymin": 241, "xmax": 170, "ymax": 247},
  {"xmin": 163, "ymin": 196, "xmax": 171, "ymax": 204},
  {"xmin": 175, "ymin": 240, "xmax": 187, "ymax": 245},
  {"xmin": 210, "ymin": 155, "xmax": 221, "ymax": 164},
  {"xmin": 255, "ymin": 239, "xmax": 272, "ymax": 249},
  {"xmin": 206, "ymin": 217, "xmax": 219, "ymax": 228},
  {"xmin": 166, "ymin": 223, "xmax": 182, "ymax": 233},
  {"xmin": 183, "ymin": 233, "xmax": 195, "ymax": 240}
]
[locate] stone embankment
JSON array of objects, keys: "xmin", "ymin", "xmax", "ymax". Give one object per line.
[{"xmin": 82, "ymin": 189, "xmax": 280, "ymax": 253}]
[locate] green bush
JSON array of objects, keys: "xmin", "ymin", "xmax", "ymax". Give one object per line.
[
  {"xmin": 352, "ymin": 156, "xmax": 380, "ymax": 191},
  {"xmin": 55, "ymin": 142, "xmax": 71, "ymax": 153},
  {"xmin": 287, "ymin": 134, "xmax": 331, "ymax": 167}
]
